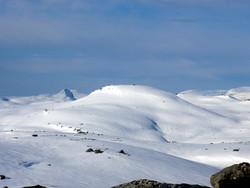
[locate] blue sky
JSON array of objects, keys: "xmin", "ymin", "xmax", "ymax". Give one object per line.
[{"xmin": 0, "ymin": 0, "xmax": 250, "ymax": 96}]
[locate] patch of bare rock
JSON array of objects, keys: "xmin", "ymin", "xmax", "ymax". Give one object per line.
[
  {"xmin": 111, "ymin": 162, "xmax": 250, "ymax": 188},
  {"xmin": 111, "ymin": 179, "xmax": 210, "ymax": 188},
  {"xmin": 210, "ymin": 162, "xmax": 250, "ymax": 188},
  {"xmin": 22, "ymin": 185, "xmax": 46, "ymax": 188}
]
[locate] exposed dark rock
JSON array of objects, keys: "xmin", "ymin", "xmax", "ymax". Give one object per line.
[
  {"xmin": 233, "ymin": 148, "xmax": 239, "ymax": 152},
  {"xmin": 63, "ymin": 89, "xmax": 76, "ymax": 101},
  {"xmin": 1, "ymin": 97, "xmax": 9, "ymax": 102},
  {"xmin": 86, "ymin": 148, "xmax": 94, "ymax": 152},
  {"xmin": 118, "ymin": 149, "xmax": 130, "ymax": 156},
  {"xmin": 0, "ymin": 175, "xmax": 6, "ymax": 179},
  {"xmin": 94, "ymin": 149, "xmax": 103, "ymax": 154},
  {"xmin": 111, "ymin": 179, "xmax": 210, "ymax": 188},
  {"xmin": 210, "ymin": 162, "xmax": 250, "ymax": 188},
  {"xmin": 32, "ymin": 134, "xmax": 38, "ymax": 137},
  {"xmin": 76, "ymin": 128, "xmax": 88, "ymax": 134},
  {"xmin": 119, "ymin": 150, "xmax": 126, "ymax": 154},
  {"xmin": 22, "ymin": 185, "xmax": 46, "ymax": 188}
]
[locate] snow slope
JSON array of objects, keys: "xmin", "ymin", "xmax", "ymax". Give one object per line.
[
  {"xmin": 1, "ymin": 85, "xmax": 250, "ymax": 188},
  {"xmin": 177, "ymin": 87, "xmax": 250, "ymax": 132},
  {"xmin": 226, "ymin": 87, "xmax": 250, "ymax": 101}
]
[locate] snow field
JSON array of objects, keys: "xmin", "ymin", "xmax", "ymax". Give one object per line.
[{"xmin": 1, "ymin": 85, "xmax": 250, "ymax": 187}]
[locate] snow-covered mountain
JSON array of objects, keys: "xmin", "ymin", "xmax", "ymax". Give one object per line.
[
  {"xmin": 0, "ymin": 89, "xmax": 85, "ymax": 105},
  {"xmin": 226, "ymin": 87, "xmax": 250, "ymax": 101},
  {"xmin": 1, "ymin": 85, "xmax": 250, "ymax": 188}
]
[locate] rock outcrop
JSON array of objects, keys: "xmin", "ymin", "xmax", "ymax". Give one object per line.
[
  {"xmin": 111, "ymin": 179, "xmax": 210, "ymax": 188},
  {"xmin": 22, "ymin": 185, "xmax": 46, "ymax": 188},
  {"xmin": 210, "ymin": 162, "xmax": 250, "ymax": 188}
]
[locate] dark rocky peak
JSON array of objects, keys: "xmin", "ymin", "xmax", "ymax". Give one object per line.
[{"xmin": 63, "ymin": 89, "xmax": 76, "ymax": 101}]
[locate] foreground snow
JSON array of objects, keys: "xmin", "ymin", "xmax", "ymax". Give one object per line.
[{"xmin": 0, "ymin": 85, "xmax": 250, "ymax": 187}]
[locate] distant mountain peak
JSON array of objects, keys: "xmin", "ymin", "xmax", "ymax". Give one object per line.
[
  {"xmin": 51, "ymin": 89, "xmax": 77, "ymax": 101},
  {"xmin": 1, "ymin": 97, "xmax": 9, "ymax": 102},
  {"xmin": 61, "ymin": 89, "xmax": 76, "ymax": 101}
]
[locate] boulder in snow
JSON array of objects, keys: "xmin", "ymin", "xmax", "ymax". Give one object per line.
[
  {"xmin": 111, "ymin": 179, "xmax": 210, "ymax": 188},
  {"xmin": 210, "ymin": 162, "xmax": 250, "ymax": 188},
  {"xmin": 22, "ymin": 185, "xmax": 46, "ymax": 188}
]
